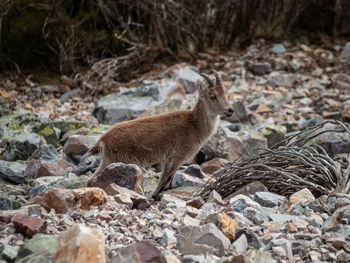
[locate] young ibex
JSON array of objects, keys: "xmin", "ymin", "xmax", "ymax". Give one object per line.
[{"xmin": 88, "ymin": 70, "xmax": 233, "ymax": 199}]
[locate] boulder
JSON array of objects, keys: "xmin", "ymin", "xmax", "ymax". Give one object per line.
[
  {"xmin": 1, "ymin": 133, "xmax": 43, "ymax": 161},
  {"xmin": 74, "ymin": 153, "xmax": 101, "ymax": 175},
  {"xmin": 25, "ymin": 159, "xmax": 74, "ymax": 178},
  {"xmin": 89, "ymin": 162, "xmax": 144, "ymax": 194},
  {"xmin": 33, "ymin": 123, "xmax": 61, "ymax": 147},
  {"xmin": 186, "ymin": 196, "xmax": 205, "ymax": 209},
  {"xmin": 225, "ymin": 181, "xmax": 268, "ymax": 200},
  {"xmin": 230, "ymin": 234, "xmax": 248, "ymax": 255},
  {"xmin": 253, "ymin": 192, "xmax": 287, "ymax": 208},
  {"xmin": 184, "ymin": 164, "xmax": 205, "ymax": 179},
  {"xmin": 0, "ymin": 160, "xmax": 27, "ymax": 184},
  {"xmin": 112, "ymin": 240, "xmax": 166, "ymax": 263},
  {"xmin": 31, "ymin": 144, "xmax": 60, "ymax": 163},
  {"xmin": 15, "ymin": 234, "xmax": 57, "ymax": 263},
  {"xmin": 93, "ymin": 80, "xmax": 184, "ymax": 124},
  {"xmin": 174, "ymin": 67, "xmax": 202, "ymax": 93},
  {"xmin": 63, "ymin": 135, "xmax": 99, "ymax": 157},
  {"xmin": 341, "ymin": 42, "xmax": 350, "ymax": 59},
  {"xmin": 250, "ymin": 62, "xmax": 271, "ymax": 75},
  {"xmin": 105, "ymin": 183, "xmax": 150, "ymax": 209},
  {"xmin": 272, "ymin": 44, "xmax": 286, "ymax": 54},
  {"xmin": 12, "ymin": 214, "xmax": 47, "ymax": 238},
  {"xmin": 171, "ymin": 172, "xmax": 205, "ymax": 188},
  {"xmin": 203, "ymin": 121, "xmax": 267, "ymax": 161},
  {"xmin": 0, "ymin": 245, "xmax": 18, "ymax": 262},
  {"xmin": 200, "ymin": 158, "xmax": 229, "ymax": 174},
  {"xmin": 207, "ymin": 190, "xmax": 226, "ymax": 206},
  {"xmin": 289, "ymin": 188, "xmax": 315, "ymax": 207},
  {"xmin": 28, "ymin": 187, "xmax": 107, "ymax": 213},
  {"xmin": 202, "ymin": 213, "xmax": 238, "ymax": 242},
  {"xmin": 267, "ymin": 72, "xmax": 298, "ymax": 89},
  {"xmin": 176, "ymin": 223, "xmax": 231, "ymax": 256},
  {"xmin": 55, "ymin": 224, "xmax": 105, "ymax": 263},
  {"xmin": 260, "ymin": 125, "xmax": 286, "ymax": 148}
]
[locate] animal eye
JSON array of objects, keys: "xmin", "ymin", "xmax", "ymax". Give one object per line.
[{"xmin": 210, "ymin": 95, "xmax": 217, "ymax": 100}]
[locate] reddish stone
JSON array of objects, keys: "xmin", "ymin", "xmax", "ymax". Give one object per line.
[
  {"xmin": 200, "ymin": 158, "xmax": 229, "ymax": 174},
  {"xmin": 63, "ymin": 135, "xmax": 98, "ymax": 156},
  {"xmin": 25, "ymin": 159, "xmax": 74, "ymax": 178},
  {"xmin": 342, "ymin": 105, "xmax": 350, "ymax": 122},
  {"xmin": 89, "ymin": 162, "xmax": 144, "ymax": 194},
  {"xmin": 186, "ymin": 196, "xmax": 205, "ymax": 209},
  {"xmin": 28, "ymin": 188, "xmax": 107, "ymax": 213},
  {"xmin": 112, "ymin": 241, "xmax": 166, "ymax": 263},
  {"xmin": 12, "ymin": 214, "xmax": 47, "ymax": 238}
]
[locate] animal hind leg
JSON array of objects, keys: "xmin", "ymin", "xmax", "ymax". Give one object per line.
[
  {"xmin": 87, "ymin": 158, "xmax": 109, "ymax": 186},
  {"xmin": 152, "ymin": 161, "xmax": 180, "ymax": 200}
]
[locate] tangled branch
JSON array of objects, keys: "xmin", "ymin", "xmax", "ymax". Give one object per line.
[{"xmin": 197, "ymin": 121, "xmax": 350, "ymax": 200}]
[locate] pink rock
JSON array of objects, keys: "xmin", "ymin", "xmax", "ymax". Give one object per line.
[{"xmin": 12, "ymin": 214, "xmax": 47, "ymax": 238}]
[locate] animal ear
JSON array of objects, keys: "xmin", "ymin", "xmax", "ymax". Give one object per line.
[{"xmin": 196, "ymin": 79, "xmax": 206, "ymax": 95}]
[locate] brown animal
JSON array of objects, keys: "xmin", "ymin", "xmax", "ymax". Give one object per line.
[{"xmin": 88, "ymin": 70, "xmax": 234, "ymax": 199}]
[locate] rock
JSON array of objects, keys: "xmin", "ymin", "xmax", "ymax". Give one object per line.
[
  {"xmin": 28, "ymin": 187, "xmax": 107, "ymax": 213},
  {"xmin": 301, "ymin": 116, "xmax": 323, "ymax": 129},
  {"xmin": 114, "ymin": 193, "xmax": 133, "ymax": 208},
  {"xmin": 162, "ymin": 186, "xmax": 198, "ymax": 200},
  {"xmin": 105, "ymin": 183, "xmax": 150, "ymax": 209},
  {"xmin": 202, "ymin": 213, "xmax": 237, "ymax": 242},
  {"xmin": 231, "ymin": 234, "xmax": 248, "ymax": 255},
  {"xmin": 12, "ymin": 214, "xmax": 47, "ymax": 238},
  {"xmin": 59, "ymin": 89, "xmax": 79, "ymax": 103},
  {"xmin": 33, "ymin": 123, "xmax": 61, "ymax": 147},
  {"xmin": 15, "ymin": 234, "xmax": 57, "ymax": 263},
  {"xmin": 207, "ymin": 190, "xmax": 226, "ymax": 206},
  {"xmin": 340, "ymin": 42, "xmax": 350, "ymax": 59},
  {"xmin": 31, "ymin": 144, "xmax": 60, "ymax": 162},
  {"xmin": 250, "ymin": 62, "xmax": 271, "ymax": 75},
  {"xmin": 203, "ymin": 121, "xmax": 267, "ymax": 161},
  {"xmin": 289, "ymin": 188, "xmax": 315, "ymax": 207},
  {"xmin": 272, "ymin": 246, "xmax": 286, "ymax": 258},
  {"xmin": 175, "ymin": 67, "xmax": 202, "ymax": 93},
  {"xmin": 317, "ymin": 129, "xmax": 350, "ymax": 155},
  {"xmin": 75, "ymin": 153, "xmax": 101, "ymax": 175},
  {"xmin": 164, "ymin": 254, "xmax": 181, "ymax": 263},
  {"xmin": 225, "ymin": 181, "xmax": 268, "ymax": 200},
  {"xmin": 272, "ymin": 44, "xmax": 286, "ymax": 54},
  {"xmin": 267, "ymin": 72, "xmax": 298, "ymax": 89},
  {"xmin": 269, "ymin": 214, "xmax": 300, "ymax": 222},
  {"xmin": 25, "ymin": 159, "xmax": 74, "ymax": 178},
  {"xmin": 0, "ymin": 160, "xmax": 27, "ymax": 184},
  {"xmin": 92, "ymin": 81, "xmax": 184, "ymax": 124},
  {"xmin": 161, "ymin": 194, "xmax": 186, "ymax": 208},
  {"xmin": 271, "ymin": 238, "xmax": 293, "ymax": 259},
  {"xmin": 232, "ymin": 249, "xmax": 275, "ymax": 263},
  {"xmin": 1, "ymin": 132, "xmax": 43, "ymax": 161},
  {"xmin": 0, "ymin": 197, "xmax": 14, "ymax": 210},
  {"xmin": 200, "ymin": 158, "xmax": 229, "ymax": 174},
  {"xmin": 161, "ymin": 229, "xmax": 176, "ymax": 246},
  {"xmin": 228, "ymin": 100, "xmax": 249, "ymax": 123},
  {"xmin": 235, "ymin": 229, "xmax": 264, "ymax": 249},
  {"xmin": 89, "ymin": 162, "xmax": 144, "ymax": 194},
  {"xmin": 171, "ymin": 172, "xmax": 205, "ymax": 188},
  {"xmin": 176, "ymin": 223, "xmax": 231, "ymax": 256},
  {"xmin": 342, "ymin": 105, "xmax": 350, "ymax": 122},
  {"xmin": 186, "ymin": 196, "xmax": 205, "ymax": 209},
  {"xmin": 0, "ymin": 245, "xmax": 18, "ymax": 262},
  {"xmin": 322, "ymin": 205, "xmax": 350, "ymax": 229},
  {"xmin": 243, "ymin": 207, "xmax": 268, "ymax": 225},
  {"xmin": 112, "ymin": 240, "xmax": 166, "ymax": 263},
  {"xmin": 63, "ymin": 135, "xmax": 99, "ymax": 157},
  {"xmin": 332, "ymin": 73, "xmax": 350, "ymax": 90},
  {"xmin": 260, "ymin": 125, "xmax": 286, "ymax": 148},
  {"xmin": 253, "ymin": 192, "xmax": 286, "ymax": 208},
  {"xmin": 184, "ymin": 164, "xmax": 205, "ymax": 179},
  {"xmin": 55, "ymin": 224, "xmax": 105, "ymax": 263}
]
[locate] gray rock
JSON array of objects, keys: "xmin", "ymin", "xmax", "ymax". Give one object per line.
[
  {"xmin": 93, "ymin": 80, "xmax": 184, "ymax": 124},
  {"xmin": 235, "ymin": 229, "xmax": 264, "ymax": 249},
  {"xmin": 301, "ymin": 116, "xmax": 323, "ymax": 129},
  {"xmin": 184, "ymin": 164, "xmax": 204, "ymax": 179},
  {"xmin": 75, "ymin": 152, "xmax": 101, "ymax": 175},
  {"xmin": 341, "ymin": 42, "xmax": 350, "ymax": 59},
  {"xmin": 175, "ymin": 67, "xmax": 202, "ymax": 93},
  {"xmin": 15, "ymin": 234, "xmax": 57, "ymax": 263},
  {"xmin": 271, "ymin": 238, "xmax": 292, "ymax": 259},
  {"xmin": 250, "ymin": 62, "xmax": 271, "ymax": 75},
  {"xmin": 225, "ymin": 181, "xmax": 268, "ymax": 200},
  {"xmin": 31, "ymin": 145, "xmax": 60, "ymax": 163},
  {"xmin": 269, "ymin": 214, "xmax": 300, "ymax": 222},
  {"xmin": 176, "ymin": 223, "xmax": 231, "ymax": 256},
  {"xmin": 59, "ymin": 89, "xmax": 79, "ymax": 103},
  {"xmin": 161, "ymin": 229, "xmax": 176, "ymax": 246},
  {"xmin": 33, "ymin": 123, "xmax": 61, "ymax": 147},
  {"xmin": 171, "ymin": 172, "xmax": 205, "ymax": 188},
  {"xmin": 0, "ymin": 160, "xmax": 27, "ymax": 184},
  {"xmin": 1, "ymin": 133, "xmax": 43, "ymax": 161},
  {"xmin": 63, "ymin": 134, "xmax": 99, "ymax": 158},
  {"xmin": 267, "ymin": 72, "xmax": 298, "ymax": 89},
  {"xmin": 0, "ymin": 245, "xmax": 18, "ymax": 262},
  {"xmin": 243, "ymin": 207, "xmax": 268, "ymax": 224},
  {"xmin": 203, "ymin": 121, "xmax": 267, "ymax": 161},
  {"xmin": 228, "ymin": 101, "xmax": 248, "ymax": 123},
  {"xmin": 317, "ymin": 129, "xmax": 350, "ymax": 155},
  {"xmin": 230, "ymin": 234, "xmax": 248, "ymax": 255},
  {"xmin": 182, "ymin": 255, "xmax": 208, "ymax": 263},
  {"xmin": 259, "ymin": 125, "xmax": 286, "ymax": 148},
  {"xmin": 272, "ymin": 44, "xmax": 286, "ymax": 54},
  {"xmin": 291, "ymin": 240, "xmax": 309, "ymax": 258},
  {"xmin": 0, "ymin": 197, "xmax": 13, "ymax": 210},
  {"xmin": 254, "ymin": 192, "xmax": 286, "ymax": 208}
]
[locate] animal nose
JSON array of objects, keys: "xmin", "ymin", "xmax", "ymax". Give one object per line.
[{"xmin": 225, "ymin": 107, "xmax": 234, "ymax": 117}]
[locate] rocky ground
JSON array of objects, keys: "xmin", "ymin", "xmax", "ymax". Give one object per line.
[{"xmin": 0, "ymin": 40, "xmax": 350, "ymax": 263}]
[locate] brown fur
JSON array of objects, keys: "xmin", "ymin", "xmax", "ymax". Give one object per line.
[{"xmin": 90, "ymin": 71, "xmax": 233, "ymax": 199}]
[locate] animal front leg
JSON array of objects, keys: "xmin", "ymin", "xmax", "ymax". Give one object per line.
[{"xmin": 152, "ymin": 161, "xmax": 180, "ymax": 200}]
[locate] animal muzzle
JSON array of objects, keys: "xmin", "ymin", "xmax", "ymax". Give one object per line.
[{"xmin": 225, "ymin": 107, "xmax": 234, "ymax": 117}]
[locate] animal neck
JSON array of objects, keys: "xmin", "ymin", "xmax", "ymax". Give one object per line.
[{"xmin": 192, "ymin": 97, "xmax": 219, "ymax": 137}]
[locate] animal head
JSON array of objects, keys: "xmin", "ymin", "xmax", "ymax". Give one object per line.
[{"xmin": 197, "ymin": 70, "xmax": 234, "ymax": 117}]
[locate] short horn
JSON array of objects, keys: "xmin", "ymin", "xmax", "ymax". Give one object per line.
[
  {"xmin": 200, "ymin": 73, "xmax": 214, "ymax": 88},
  {"xmin": 212, "ymin": 70, "xmax": 222, "ymax": 87}
]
